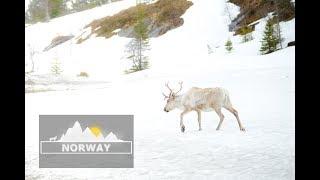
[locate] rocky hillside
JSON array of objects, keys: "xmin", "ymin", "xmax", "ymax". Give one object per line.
[
  {"xmin": 76, "ymin": 0, "xmax": 193, "ymax": 43},
  {"xmin": 229, "ymin": 0, "xmax": 295, "ymax": 34}
]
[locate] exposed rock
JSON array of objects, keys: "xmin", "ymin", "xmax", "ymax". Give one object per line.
[
  {"xmin": 287, "ymin": 41, "xmax": 295, "ymax": 47},
  {"xmin": 43, "ymin": 35, "xmax": 74, "ymax": 52},
  {"xmin": 78, "ymin": 0, "xmax": 193, "ymax": 42},
  {"xmin": 229, "ymin": 0, "xmax": 295, "ymax": 33},
  {"xmin": 118, "ymin": 26, "xmax": 135, "ymax": 38},
  {"xmin": 153, "ymin": 18, "xmax": 184, "ymax": 37},
  {"xmin": 25, "ymin": 79, "xmax": 35, "ymax": 85},
  {"xmin": 117, "ymin": 16, "xmax": 184, "ymax": 38}
]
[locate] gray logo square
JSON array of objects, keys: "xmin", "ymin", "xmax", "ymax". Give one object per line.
[{"xmin": 39, "ymin": 115, "xmax": 134, "ymax": 168}]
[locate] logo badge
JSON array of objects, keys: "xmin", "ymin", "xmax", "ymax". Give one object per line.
[{"xmin": 39, "ymin": 115, "xmax": 133, "ymax": 168}]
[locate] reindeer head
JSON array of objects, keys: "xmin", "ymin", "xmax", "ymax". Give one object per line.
[{"xmin": 163, "ymin": 81, "xmax": 183, "ymax": 112}]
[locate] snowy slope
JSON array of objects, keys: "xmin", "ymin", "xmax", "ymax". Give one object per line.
[
  {"xmin": 25, "ymin": 0, "xmax": 294, "ymax": 81},
  {"xmin": 26, "ymin": 47, "xmax": 295, "ymax": 179},
  {"xmin": 25, "ymin": 0, "xmax": 295, "ymax": 179},
  {"xmin": 25, "ymin": 0, "xmax": 137, "ymax": 79}
]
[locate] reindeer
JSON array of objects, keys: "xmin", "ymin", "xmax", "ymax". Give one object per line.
[{"xmin": 162, "ymin": 82, "xmax": 245, "ymax": 132}]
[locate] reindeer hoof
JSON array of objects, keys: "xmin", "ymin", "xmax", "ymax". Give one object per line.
[
  {"xmin": 199, "ymin": 128, "xmax": 202, "ymax": 131},
  {"xmin": 240, "ymin": 127, "xmax": 246, "ymax": 131},
  {"xmin": 181, "ymin": 126, "xmax": 185, "ymax": 133}
]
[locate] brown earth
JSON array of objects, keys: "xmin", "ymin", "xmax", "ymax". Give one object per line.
[{"xmin": 76, "ymin": 0, "xmax": 193, "ymax": 43}]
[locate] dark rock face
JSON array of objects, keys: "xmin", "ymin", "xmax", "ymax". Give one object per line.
[
  {"xmin": 154, "ymin": 18, "xmax": 184, "ymax": 37},
  {"xmin": 287, "ymin": 41, "xmax": 295, "ymax": 47},
  {"xmin": 118, "ymin": 26, "xmax": 135, "ymax": 38},
  {"xmin": 43, "ymin": 35, "xmax": 74, "ymax": 52},
  {"xmin": 229, "ymin": 0, "xmax": 295, "ymax": 32},
  {"xmin": 118, "ymin": 17, "xmax": 184, "ymax": 38},
  {"xmin": 80, "ymin": 0, "xmax": 193, "ymax": 42}
]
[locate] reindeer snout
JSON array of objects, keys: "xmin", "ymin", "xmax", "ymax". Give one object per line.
[{"xmin": 164, "ymin": 108, "xmax": 169, "ymax": 112}]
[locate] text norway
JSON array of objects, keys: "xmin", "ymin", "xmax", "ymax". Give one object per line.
[{"xmin": 62, "ymin": 143, "xmax": 111, "ymax": 152}]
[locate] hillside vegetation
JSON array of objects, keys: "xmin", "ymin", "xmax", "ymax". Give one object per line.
[
  {"xmin": 77, "ymin": 0, "xmax": 193, "ymax": 43},
  {"xmin": 26, "ymin": 0, "xmax": 123, "ymax": 24}
]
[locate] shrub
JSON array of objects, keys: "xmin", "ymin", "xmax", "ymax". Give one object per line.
[
  {"xmin": 239, "ymin": 26, "xmax": 254, "ymax": 42},
  {"xmin": 77, "ymin": 72, "xmax": 89, "ymax": 77},
  {"xmin": 51, "ymin": 58, "xmax": 63, "ymax": 75},
  {"xmin": 225, "ymin": 39, "xmax": 233, "ymax": 53}
]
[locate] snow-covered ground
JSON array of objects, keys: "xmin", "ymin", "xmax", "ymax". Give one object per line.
[{"xmin": 25, "ymin": 0, "xmax": 295, "ymax": 179}]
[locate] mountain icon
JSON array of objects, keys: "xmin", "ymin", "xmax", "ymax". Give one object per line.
[
  {"xmin": 57, "ymin": 121, "xmax": 123, "ymax": 142},
  {"xmin": 105, "ymin": 132, "xmax": 123, "ymax": 142}
]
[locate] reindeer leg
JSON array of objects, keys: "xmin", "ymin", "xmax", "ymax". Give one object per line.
[
  {"xmin": 196, "ymin": 110, "xmax": 202, "ymax": 131},
  {"xmin": 214, "ymin": 108, "xmax": 224, "ymax": 130},
  {"xmin": 225, "ymin": 107, "xmax": 245, "ymax": 131},
  {"xmin": 180, "ymin": 109, "xmax": 191, "ymax": 133}
]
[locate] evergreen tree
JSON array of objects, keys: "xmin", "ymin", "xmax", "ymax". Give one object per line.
[
  {"xmin": 124, "ymin": 5, "xmax": 150, "ymax": 73},
  {"xmin": 26, "ymin": 0, "xmax": 63, "ymax": 22},
  {"xmin": 260, "ymin": 18, "xmax": 280, "ymax": 54},
  {"xmin": 225, "ymin": 39, "xmax": 233, "ymax": 53},
  {"xmin": 26, "ymin": 0, "xmax": 48, "ymax": 22},
  {"xmin": 48, "ymin": 0, "xmax": 64, "ymax": 18},
  {"xmin": 26, "ymin": 0, "xmax": 112, "ymax": 23},
  {"xmin": 51, "ymin": 58, "xmax": 63, "ymax": 75}
]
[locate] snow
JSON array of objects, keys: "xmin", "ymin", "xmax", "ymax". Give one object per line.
[
  {"xmin": 66, "ymin": 1, "xmax": 73, "ymax": 10},
  {"xmin": 25, "ymin": 0, "xmax": 137, "ymax": 79},
  {"xmin": 25, "ymin": 0, "xmax": 30, "ymax": 12},
  {"xmin": 225, "ymin": 0, "xmax": 241, "ymax": 22},
  {"xmin": 25, "ymin": 0, "xmax": 295, "ymax": 179}
]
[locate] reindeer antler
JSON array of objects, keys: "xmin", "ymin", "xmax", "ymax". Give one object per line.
[
  {"xmin": 162, "ymin": 92, "xmax": 169, "ymax": 100},
  {"xmin": 165, "ymin": 82, "xmax": 174, "ymax": 96},
  {"xmin": 163, "ymin": 81, "xmax": 183, "ymax": 99},
  {"xmin": 174, "ymin": 81, "xmax": 183, "ymax": 95}
]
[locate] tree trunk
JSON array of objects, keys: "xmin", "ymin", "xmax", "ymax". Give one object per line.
[
  {"xmin": 45, "ymin": 0, "xmax": 50, "ymax": 21},
  {"xmin": 138, "ymin": 38, "xmax": 142, "ymax": 70}
]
